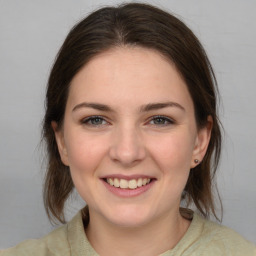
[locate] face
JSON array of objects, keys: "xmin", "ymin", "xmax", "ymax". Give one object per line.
[{"xmin": 54, "ymin": 47, "xmax": 211, "ymax": 228}]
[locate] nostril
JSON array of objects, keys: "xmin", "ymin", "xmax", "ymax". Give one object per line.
[{"xmin": 109, "ymin": 146, "xmax": 147, "ymax": 166}]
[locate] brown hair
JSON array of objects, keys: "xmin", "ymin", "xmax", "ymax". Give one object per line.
[{"xmin": 43, "ymin": 3, "xmax": 222, "ymax": 223}]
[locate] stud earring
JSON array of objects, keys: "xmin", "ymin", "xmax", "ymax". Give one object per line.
[{"xmin": 194, "ymin": 159, "xmax": 199, "ymax": 164}]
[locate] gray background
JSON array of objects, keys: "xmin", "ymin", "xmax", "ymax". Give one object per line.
[{"xmin": 0, "ymin": 0, "xmax": 255, "ymax": 248}]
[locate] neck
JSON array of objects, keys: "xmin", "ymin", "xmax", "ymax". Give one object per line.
[{"xmin": 85, "ymin": 208, "xmax": 190, "ymax": 256}]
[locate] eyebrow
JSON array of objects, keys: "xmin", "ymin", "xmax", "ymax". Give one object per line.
[
  {"xmin": 72, "ymin": 101, "xmax": 185, "ymax": 112},
  {"xmin": 140, "ymin": 102, "xmax": 185, "ymax": 112},
  {"xmin": 73, "ymin": 102, "xmax": 113, "ymax": 112}
]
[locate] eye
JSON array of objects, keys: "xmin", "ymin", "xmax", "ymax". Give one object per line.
[
  {"xmin": 81, "ymin": 116, "xmax": 108, "ymax": 126},
  {"xmin": 148, "ymin": 115, "xmax": 174, "ymax": 126}
]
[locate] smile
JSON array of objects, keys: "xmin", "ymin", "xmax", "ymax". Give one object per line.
[
  {"xmin": 106, "ymin": 178, "xmax": 151, "ymax": 189},
  {"xmin": 102, "ymin": 176, "xmax": 156, "ymax": 197}
]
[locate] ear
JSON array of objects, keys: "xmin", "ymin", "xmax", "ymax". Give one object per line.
[
  {"xmin": 191, "ymin": 116, "xmax": 213, "ymax": 168},
  {"xmin": 51, "ymin": 121, "xmax": 69, "ymax": 166}
]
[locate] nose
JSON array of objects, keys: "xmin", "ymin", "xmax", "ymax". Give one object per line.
[{"xmin": 109, "ymin": 124, "xmax": 146, "ymax": 167}]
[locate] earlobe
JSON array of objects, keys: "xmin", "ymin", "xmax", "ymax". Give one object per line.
[
  {"xmin": 191, "ymin": 116, "xmax": 213, "ymax": 168},
  {"xmin": 51, "ymin": 121, "xmax": 69, "ymax": 166}
]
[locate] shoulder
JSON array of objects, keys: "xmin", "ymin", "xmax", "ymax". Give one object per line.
[
  {"xmin": 192, "ymin": 214, "xmax": 256, "ymax": 256},
  {"xmin": 0, "ymin": 222, "xmax": 70, "ymax": 256},
  {"xmin": 0, "ymin": 210, "xmax": 91, "ymax": 256}
]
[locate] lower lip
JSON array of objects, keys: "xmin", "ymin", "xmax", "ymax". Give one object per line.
[{"xmin": 102, "ymin": 179, "xmax": 156, "ymax": 198}]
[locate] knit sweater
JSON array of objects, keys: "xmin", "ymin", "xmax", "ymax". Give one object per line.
[{"xmin": 1, "ymin": 210, "xmax": 255, "ymax": 256}]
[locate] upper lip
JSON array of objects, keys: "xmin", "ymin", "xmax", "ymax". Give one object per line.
[{"xmin": 101, "ymin": 174, "xmax": 156, "ymax": 180}]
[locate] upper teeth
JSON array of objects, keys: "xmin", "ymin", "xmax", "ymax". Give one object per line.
[{"xmin": 107, "ymin": 178, "xmax": 151, "ymax": 189}]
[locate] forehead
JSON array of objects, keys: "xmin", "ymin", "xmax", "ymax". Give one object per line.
[{"xmin": 67, "ymin": 47, "xmax": 193, "ymax": 111}]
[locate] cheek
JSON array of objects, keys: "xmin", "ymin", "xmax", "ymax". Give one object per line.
[
  {"xmin": 148, "ymin": 133, "xmax": 194, "ymax": 207},
  {"xmin": 149, "ymin": 132, "xmax": 195, "ymax": 172},
  {"xmin": 65, "ymin": 132, "xmax": 108, "ymax": 176},
  {"xmin": 64, "ymin": 132, "xmax": 110, "ymax": 203}
]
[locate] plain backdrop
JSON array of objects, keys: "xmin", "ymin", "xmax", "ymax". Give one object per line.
[{"xmin": 0, "ymin": 0, "xmax": 255, "ymax": 248}]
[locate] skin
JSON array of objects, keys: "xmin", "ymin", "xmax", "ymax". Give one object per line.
[{"xmin": 53, "ymin": 47, "xmax": 212, "ymax": 255}]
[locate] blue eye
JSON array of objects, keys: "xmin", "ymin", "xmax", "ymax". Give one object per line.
[
  {"xmin": 82, "ymin": 116, "xmax": 107, "ymax": 126},
  {"xmin": 149, "ymin": 116, "xmax": 174, "ymax": 126}
]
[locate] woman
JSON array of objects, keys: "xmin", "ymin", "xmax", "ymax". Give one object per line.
[{"xmin": 1, "ymin": 3, "xmax": 255, "ymax": 256}]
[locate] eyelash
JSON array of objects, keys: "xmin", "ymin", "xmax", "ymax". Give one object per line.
[
  {"xmin": 80, "ymin": 115, "xmax": 175, "ymax": 127},
  {"xmin": 147, "ymin": 115, "xmax": 175, "ymax": 126},
  {"xmin": 81, "ymin": 115, "xmax": 108, "ymax": 126}
]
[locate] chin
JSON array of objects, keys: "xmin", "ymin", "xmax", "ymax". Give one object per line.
[{"xmin": 103, "ymin": 204, "xmax": 154, "ymax": 228}]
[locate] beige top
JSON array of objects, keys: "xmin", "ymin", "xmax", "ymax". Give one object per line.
[{"xmin": 1, "ymin": 210, "xmax": 255, "ymax": 256}]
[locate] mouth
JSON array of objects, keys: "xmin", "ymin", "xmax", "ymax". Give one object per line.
[
  {"xmin": 104, "ymin": 177, "xmax": 153, "ymax": 190},
  {"xmin": 101, "ymin": 176, "xmax": 156, "ymax": 197}
]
